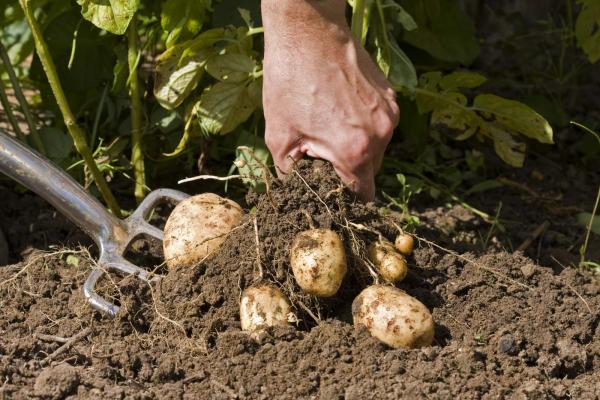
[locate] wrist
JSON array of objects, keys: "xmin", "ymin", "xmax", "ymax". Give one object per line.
[
  {"xmin": 262, "ymin": 0, "xmax": 348, "ymax": 31},
  {"xmin": 262, "ymin": 0, "xmax": 350, "ymax": 50}
]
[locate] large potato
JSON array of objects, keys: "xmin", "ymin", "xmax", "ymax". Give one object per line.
[
  {"xmin": 352, "ymin": 285, "xmax": 434, "ymax": 349},
  {"xmin": 163, "ymin": 193, "xmax": 243, "ymax": 269},
  {"xmin": 367, "ymin": 240, "xmax": 408, "ymax": 283},
  {"xmin": 290, "ymin": 229, "xmax": 347, "ymax": 297},
  {"xmin": 240, "ymin": 285, "xmax": 292, "ymax": 332}
]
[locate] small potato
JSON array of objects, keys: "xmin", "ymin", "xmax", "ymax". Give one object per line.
[
  {"xmin": 290, "ymin": 229, "xmax": 347, "ymax": 297},
  {"xmin": 394, "ymin": 233, "xmax": 414, "ymax": 256},
  {"xmin": 352, "ymin": 285, "xmax": 434, "ymax": 349},
  {"xmin": 367, "ymin": 240, "xmax": 408, "ymax": 283},
  {"xmin": 163, "ymin": 193, "xmax": 243, "ymax": 269},
  {"xmin": 240, "ymin": 285, "xmax": 292, "ymax": 332}
]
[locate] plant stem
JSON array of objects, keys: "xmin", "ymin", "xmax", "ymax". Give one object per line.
[
  {"xmin": 0, "ymin": 79, "xmax": 27, "ymax": 142},
  {"xmin": 580, "ymin": 186, "xmax": 600, "ymax": 265},
  {"xmin": 127, "ymin": 18, "xmax": 147, "ymax": 203},
  {"xmin": 0, "ymin": 39, "xmax": 45, "ymax": 153},
  {"xmin": 20, "ymin": 0, "xmax": 122, "ymax": 217},
  {"xmin": 350, "ymin": 0, "xmax": 366, "ymax": 43}
]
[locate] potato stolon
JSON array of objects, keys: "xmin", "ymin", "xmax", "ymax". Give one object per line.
[
  {"xmin": 290, "ymin": 228, "xmax": 347, "ymax": 297},
  {"xmin": 240, "ymin": 285, "xmax": 293, "ymax": 332},
  {"xmin": 352, "ymin": 285, "xmax": 434, "ymax": 349},
  {"xmin": 163, "ymin": 193, "xmax": 243, "ymax": 269}
]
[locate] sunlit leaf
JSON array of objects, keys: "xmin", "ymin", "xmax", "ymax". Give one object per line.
[
  {"xmin": 234, "ymin": 130, "xmax": 271, "ymax": 191},
  {"xmin": 161, "ymin": 0, "xmax": 211, "ymax": 47},
  {"xmin": 194, "ymin": 79, "xmax": 261, "ymax": 135},
  {"xmin": 474, "ymin": 94, "xmax": 554, "ymax": 144},
  {"xmin": 77, "ymin": 0, "xmax": 139, "ymax": 35},
  {"xmin": 154, "ymin": 29, "xmax": 225, "ymax": 109},
  {"xmin": 205, "ymin": 52, "xmax": 256, "ymax": 83}
]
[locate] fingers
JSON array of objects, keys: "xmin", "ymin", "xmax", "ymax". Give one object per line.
[
  {"xmin": 265, "ymin": 125, "xmax": 304, "ymax": 178},
  {"xmin": 334, "ymin": 163, "xmax": 376, "ymax": 202}
]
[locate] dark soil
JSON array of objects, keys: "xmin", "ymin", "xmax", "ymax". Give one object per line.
[{"xmin": 1, "ymin": 160, "xmax": 599, "ymax": 399}]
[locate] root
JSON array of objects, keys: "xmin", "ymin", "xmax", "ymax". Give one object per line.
[
  {"xmin": 252, "ymin": 217, "xmax": 264, "ymax": 280},
  {"xmin": 40, "ymin": 327, "xmax": 92, "ymax": 366}
]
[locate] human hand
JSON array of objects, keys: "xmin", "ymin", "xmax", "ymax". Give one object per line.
[{"xmin": 261, "ymin": 0, "xmax": 399, "ymax": 201}]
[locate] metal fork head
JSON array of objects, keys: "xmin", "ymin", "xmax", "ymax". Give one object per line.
[{"xmin": 83, "ymin": 189, "xmax": 189, "ymax": 317}]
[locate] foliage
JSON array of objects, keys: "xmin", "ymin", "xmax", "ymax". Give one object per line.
[{"xmin": 0, "ymin": 0, "xmax": 597, "ymax": 209}]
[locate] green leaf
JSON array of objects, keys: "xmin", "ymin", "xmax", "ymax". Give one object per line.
[
  {"xmin": 194, "ymin": 79, "xmax": 261, "ymax": 135},
  {"xmin": 161, "ymin": 0, "xmax": 211, "ymax": 47},
  {"xmin": 473, "ymin": 94, "xmax": 554, "ymax": 144},
  {"xmin": 488, "ymin": 126, "xmax": 526, "ymax": 167},
  {"xmin": 76, "ymin": 0, "xmax": 139, "ymax": 35},
  {"xmin": 66, "ymin": 254, "xmax": 80, "ymax": 267},
  {"xmin": 205, "ymin": 52, "xmax": 256, "ymax": 83},
  {"xmin": 381, "ymin": 0, "xmax": 417, "ymax": 31},
  {"xmin": 575, "ymin": 0, "xmax": 600, "ymax": 63},
  {"xmin": 234, "ymin": 131, "xmax": 271, "ymax": 191},
  {"xmin": 40, "ymin": 127, "xmax": 73, "ymax": 161},
  {"xmin": 464, "ymin": 179, "xmax": 503, "ymax": 196},
  {"xmin": 414, "ymin": 72, "xmax": 554, "ymax": 167},
  {"xmin": 440, "ymin": 71, "xmax": 487, "ymax": 90},
  {"xmin": 399, "ymin": 0, "xmax": 479, "ymax": 65},
  {"xmin": 577, "ymin": 212, "xmax": 600, "ymax": 235},
  {"xmin": 154, "ymin": 28, "xmax": 225, "ymax": 109}
]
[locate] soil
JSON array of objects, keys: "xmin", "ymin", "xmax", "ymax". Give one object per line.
[{"xmin": 1, "ymin": 160, "xmax": 599, "ymax": 399}]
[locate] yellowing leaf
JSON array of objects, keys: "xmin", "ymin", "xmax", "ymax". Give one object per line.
[
  {"xmin": 488, "ymin": 127, "xmax": 526, "ymax": 167},
  {"xmin": 473, "ymin": 94, "xmax": 554, "ymax": 144},
  {"xmin": 194, "ymin": 79, "xmax": 261, "ymax": 135},
  {"xmin": 77, "ymin": 0, "xmax": 139, "ymax": 35}
]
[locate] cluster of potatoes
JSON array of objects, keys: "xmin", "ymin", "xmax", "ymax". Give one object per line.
[{"xmin": 164, "ymin": 193, "xmax": 434, "ymax": 349}]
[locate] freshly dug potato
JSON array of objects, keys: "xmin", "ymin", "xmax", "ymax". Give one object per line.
[
  {"xmin": 394, "ymin": 233, "xmax": 414, "ymax": 256},
  {"xmin": 240, "ymin": 285, "xmax": 292, "ymax": 332},
  {"xmin": 290, "ymin": 228, "xmax": 347, "ymax": 297},
  {"xmin": 163, "ymin": 193, "xmax": 243, "ymax": 269},
  {"xmin": 352, "ymin": 285, "xmax": 434, "ymax": 349},
  {"xmin": 367, "ymin": 240, "xmax": 408, "ymax": 283}
]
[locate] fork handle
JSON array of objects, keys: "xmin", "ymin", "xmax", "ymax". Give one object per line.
[{"xmin": 0, "ymin": 130, "xmax": 125, "ymax": 248}]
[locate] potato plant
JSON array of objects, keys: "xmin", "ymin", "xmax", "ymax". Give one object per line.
[{"xmin": 0, "ymin": 0, "xmax": 564, "ymax": 211}]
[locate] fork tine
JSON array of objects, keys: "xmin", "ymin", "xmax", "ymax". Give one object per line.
[{"xmin": 83, "ymin": 270, "xmax": 120, "ymax": 317}]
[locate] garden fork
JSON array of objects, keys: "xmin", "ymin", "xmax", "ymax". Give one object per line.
[{"xmin": 0, "ymin": 130, "xmax": 189, "ymax": 317}]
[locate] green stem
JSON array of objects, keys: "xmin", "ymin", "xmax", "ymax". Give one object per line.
[
  {"xmin": 351, "ymin": 0, "xmax": 366, "ymax": 43},
  {"xmin": 580, "ymin": 186, "xmax": 600, "ymax": 265},
  {"xmin": 0, "ymin": 79, "xmax": 27, "ymax": 142},
  {"xmin": 128, "ymin": 18, "xmax": 146, "ymax": 203},
  {"xmin": 0, "ymin": 39, "xmax": 45, "ymax": 153},
  {"xmin": 20, "ymin": 0, "xmax": 122, "ymax": 217}
]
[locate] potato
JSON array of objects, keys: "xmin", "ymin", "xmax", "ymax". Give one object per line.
[
  {"xmin": 240, "ymin": 285, "xmax": 292, "ymax": 332},
  {"xmin": 163, "ymin": 193, "xmax": 243, "ymax": 269},
  {"xmin": 394, "ymin": 233, "xmax": 414, "ymax": 256},
  {"xmin": 290, "ymin": 228, "xmax": 347, "ymax": 297},
  {"xmin": 367, "ymin": 240, "xmax": 408, "ymax": 283},
  {"xmin": 352, "ymin": 285, "xmax": 434, "ymax": 349}
]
